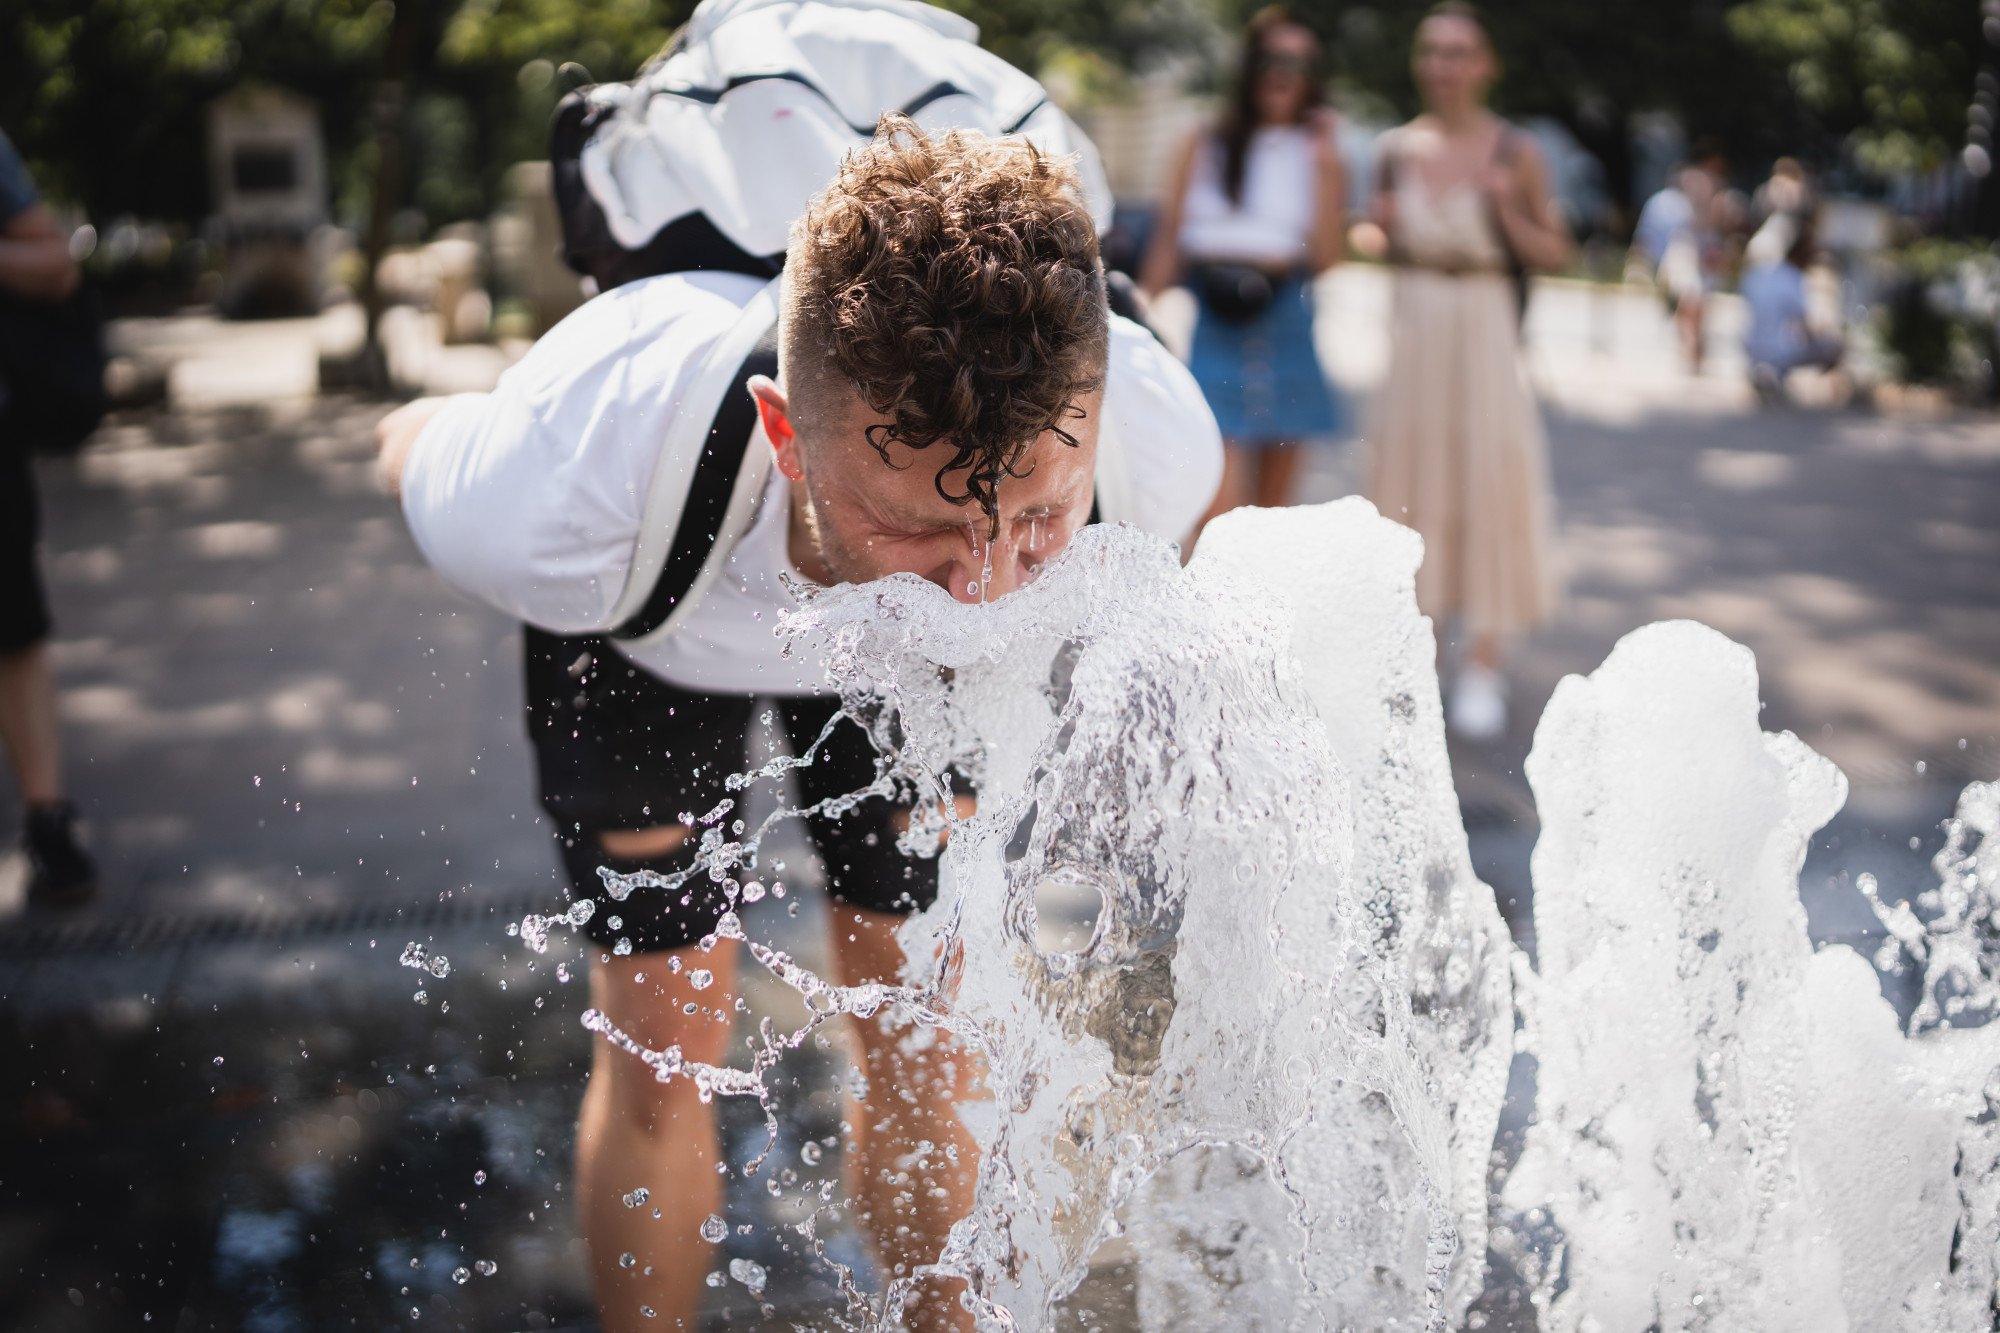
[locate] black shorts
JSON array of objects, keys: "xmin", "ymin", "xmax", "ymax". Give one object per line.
[
  {"xmin": 0, "ymin": 445, "xmax": 53, "ymax": 652},
  {"xmin": 523, "ymin": 627, "xmax": 936, "ymax": 952}
]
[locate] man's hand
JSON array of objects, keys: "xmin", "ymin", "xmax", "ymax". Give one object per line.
[{"xmin": 374, "ymin": 397, "xmax": 450, "ymax": 498}]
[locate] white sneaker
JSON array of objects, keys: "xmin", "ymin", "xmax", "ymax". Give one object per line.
[{"xmin": 1449, "ymin": 664, "xmax": 1508, "ymax": 742}]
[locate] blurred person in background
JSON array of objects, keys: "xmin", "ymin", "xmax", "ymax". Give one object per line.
[
  {"xmin": 0, "ymin": 128, "xmax": 97, "ymax": 907},
  {"xmin": 1752, "ymin": 156, "xmax": 1813, "ymax": 230},
  {"xmin": 1741, "ymin": 215, "xmax": 1843, "ymax": 403},
  {"xmin": 1140, "ymin": 5, "xmax": 1345, "ymax": 532},
  {"xmin": 1634, "ymin": 140, "xmax": 1738, "ymax": 372},
  {"xmin": 1366, "ymin": 1, "xmax": 1570, "ymax": 742}
]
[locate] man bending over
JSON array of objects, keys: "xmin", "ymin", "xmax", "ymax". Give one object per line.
[{"xmin": 377, "ymin": 119, "xmax": 1219, "ymax": 1331}]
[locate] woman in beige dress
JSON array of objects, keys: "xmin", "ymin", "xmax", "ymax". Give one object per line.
[{"xmin": 1367, "ymin": 2, "xmax": 1570, "ymax": 740}]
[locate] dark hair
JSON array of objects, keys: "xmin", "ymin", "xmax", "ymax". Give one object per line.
[
  {"xmin": 1786, "ymin": 215, "xmax": 1818, "ymax": 269},
  {"xmin": 782, "ymin": 113, "xmax": 1109, "ymax": 525},
  {"xmin": 1220, "ymin": 6, "xmax": 1325, "ymax": 205},
  {"xmin": 1422, "ymin": 0, "xmax": 1491, "ymax": 41}
]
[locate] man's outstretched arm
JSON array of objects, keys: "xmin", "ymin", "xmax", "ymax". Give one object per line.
[{"xmin": 373, "ymin": 396, "xmax": 452, "ymax": 497}]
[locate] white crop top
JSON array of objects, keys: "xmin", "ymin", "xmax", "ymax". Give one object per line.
[{"xmin": 1176, "ymin": 126, "xmax": 1320, "ymax": 267}]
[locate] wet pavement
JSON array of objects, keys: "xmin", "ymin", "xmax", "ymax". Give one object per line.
[{"xmin": 3, "ymin": 275, "xmax": 1998, "ymax": 1332}]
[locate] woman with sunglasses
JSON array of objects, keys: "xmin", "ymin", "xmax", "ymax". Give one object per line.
[
  {"xmin": 1140, "ymin": 6, "xmax": 1345, "ymax": 535},
  {"xmin": 1366, "ymin": 1, "xmax": 1571, "ymax": 741}
]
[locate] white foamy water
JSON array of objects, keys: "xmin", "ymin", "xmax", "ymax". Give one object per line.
[
  {"xmin": 1505, "ymin": 622, "xmax": 2000, "ymax": 1331},
  {"xmin": 500, "ymin": 501, "xmax": 2000, "ymax": 1331}
]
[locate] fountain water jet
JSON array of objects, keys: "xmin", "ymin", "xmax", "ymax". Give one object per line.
[
  {"xmin": 539, "ymin": 500, "xmax": 2000, "ymax": 1332},
  {"xmin": 1504, "ymin": 620, "xmax": 2000, "ymax": 1332}
]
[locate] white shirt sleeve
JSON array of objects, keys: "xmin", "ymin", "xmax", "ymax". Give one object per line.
[
  {"xmin": 399, "ymin": 271, "xmax": 769, "ymax": 633},
  {"xmin": 1103, "ymin": 314, "xmax": 1223, "ymax": 549}
]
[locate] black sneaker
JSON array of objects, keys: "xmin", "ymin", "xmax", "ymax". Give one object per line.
[{"xmin": 25, "ymin": 801, "xmax": 97, "ymax": 908}]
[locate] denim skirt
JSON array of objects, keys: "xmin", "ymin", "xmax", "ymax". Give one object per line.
[{"xmin": 1187, "ymin": 274, "xmax": 1342, "ymax": 443}]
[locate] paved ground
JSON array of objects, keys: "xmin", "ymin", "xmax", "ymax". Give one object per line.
[{"xmin": 2, "ymin": 272, "xmax": 1996, "ymax": 1332}]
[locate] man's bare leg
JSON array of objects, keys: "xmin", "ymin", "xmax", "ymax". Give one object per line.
[
  {"xmin": 0, "ymin": 642, "xmax": 62, "ymax": 803},
  {"xmin": 576, "ymin": 900, "xmax": 740, "ymax": 1332},
  {"xmin": 832, "ymin": 906, "xmax": 982, "ymax": 1333}
]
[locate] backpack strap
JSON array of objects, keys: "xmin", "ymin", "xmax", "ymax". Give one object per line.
[{"xmin": 606, "ymin": 277, "xmax": 782, "ymax": 642}]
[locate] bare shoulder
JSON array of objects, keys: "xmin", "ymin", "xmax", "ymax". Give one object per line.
[{"xmin": 1497, "ymin": 120, "xmax": 1548, "ymax": 171}]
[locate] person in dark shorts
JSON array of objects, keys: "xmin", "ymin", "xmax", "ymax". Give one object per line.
[
  {"xmin": 379, "ymin": 114, "xmax": 1219, "ymax": 1333},
  {"xmin": 0, "ymin": 129, "xmax": 96, "ymax": 907}
]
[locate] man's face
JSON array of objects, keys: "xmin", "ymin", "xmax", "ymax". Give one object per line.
[{"xmin": 751, "ymin": 380, "xmax": 1101, "ymax": 604}]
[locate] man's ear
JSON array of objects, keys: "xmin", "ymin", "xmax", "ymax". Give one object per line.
[{"xmin": 748, "ymin": 376, "xmax": 804, "ymax": 482}]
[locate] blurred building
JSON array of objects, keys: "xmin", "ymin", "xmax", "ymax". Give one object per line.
[{"xmin": 207, "ymin": 87, "xmax": 325, "ymax": 318}]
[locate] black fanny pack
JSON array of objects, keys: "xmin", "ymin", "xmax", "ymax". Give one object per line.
[{"xmin": 1192, "ymin": 263, "xmax": 1281, "ymax": 324}]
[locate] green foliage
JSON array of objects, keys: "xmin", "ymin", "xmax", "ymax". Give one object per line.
[
  {"xmin": 0, "ymin": 0, "xmax": 686, "ymax": 231},
  {"xmin": 934, "ymin": 0, "xmax": 1222, "ymax": 81},
  {"xmin": 1880, "ymin": 238, "xmax": 2000, "ymax": 390},
  {"xmin": 2, "ymin": 0, "xmax": 395, "ymax": 221},
  {"xmin": 0, "ymin": 0, "xmax": 1981, "ymax": 236},
  {"xmin": 438, "ymin": 0, "xmax": 680, "ymax": 72},
  {"xmin": 1256, "ymin": 1, "xmax": 1808, "ymax": 209},
  {"xmin": 1725, "ymin": 0, "xmax": 1981, "ymax": 173}
]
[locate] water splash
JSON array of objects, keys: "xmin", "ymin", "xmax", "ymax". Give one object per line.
[
  {"xmin": 1503, "ymin": 621, "xmax": 2000, "ymax": 1331},
  {"xmin": 565, "ymin": 503, "xmax": 1515, "ymax": 1330},
  {"xmin": 522, "ymin": 500, "xmax": 2000, "ymax": 1331}
]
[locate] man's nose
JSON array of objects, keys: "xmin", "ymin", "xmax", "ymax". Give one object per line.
[{"xmin": 947, "ymin": 528, "xmax": 1027, "ymax": 603}]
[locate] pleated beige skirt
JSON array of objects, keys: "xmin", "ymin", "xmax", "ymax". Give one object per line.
[{"xmin": 1365, "ymin": 268, "xmax": 1557, "ymax": 639}]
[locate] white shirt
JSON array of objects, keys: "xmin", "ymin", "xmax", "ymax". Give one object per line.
[
  {"xmin": 1177, "ymin": 127, "xmax": 1320, "ymax": 267},
  {"xmin": 402, "ymin": 270, "xmax": 1222, "ymax": 694}
]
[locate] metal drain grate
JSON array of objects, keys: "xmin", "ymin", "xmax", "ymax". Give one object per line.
[{"xmin": 0, "ymin": 890, "xmax": 566, "ymax": 960}]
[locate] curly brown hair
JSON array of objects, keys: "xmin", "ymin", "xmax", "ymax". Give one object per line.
[{"xmin": 781, "ymin": 113, "xmax": 1109, "ymax": 525}]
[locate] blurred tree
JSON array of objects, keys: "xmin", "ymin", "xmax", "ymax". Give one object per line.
[
  {"xmin": 1, "ymin": 0, "xmax": 1980, "ymax": 240},
  {"xmin": 934, "ymin": 0, "xmax": 1222, "ymax": 80},
  {"xmin": 0, "ymin": 0, "xmax": 396, "ymax": 222},
  {"xmin": 1725, "ymin": 0, "xmax": 1983, "ymax": 173},
  {"xmin": 1255, "ymin": 0, "xmax": 1807, "ymax": 213},
  {"xmin": 0, "ymin": 0, "xmax": 684, "ymax": 232}
]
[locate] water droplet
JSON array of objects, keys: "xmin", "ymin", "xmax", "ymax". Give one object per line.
[
  {"xmin": 556, "ymin": 962, "xmax": 571, "ymax": 983},
  {"xmin": 619, "ymin": 1252, "xmax": 636, "ymax": 1268},
  {"xmin": 212, "ymin": 1056, "xmax": 224, "ymax": 1065},
  {"xmin": 705, "ymin": 1272, "xmax": 726, "ymax": 1288},
  {"xmin": 668, "ymin": 956, "xmax": 684, "ymax": 973},
  {"xmin": 800, "ymin": 1141, "xmax": 822, "ymax": 1165},
  {"xmin": 451, "ymin": 1267, "xmax": 470, "ymax": 1285},
  {"xmin": 622, "ymin": 1187, "xmax": 650, "ymax": 1207},
  {"xmin": 699, "ymin": 1214, "xmax": 728, "ymax": 1243},
  {"xmin": 688, "ymin": 969, "xmax": 714, "ymax": 990},
  {"xmin": 728, "ymin": 1258, "xmax": 768, "ymax": 1293},
  {"xmin": 473, "ymin": 1170, "xmax": 486, "ymax": 1185},
  {"xmin": 966, "ymin": 581, "xmax": 979, "ymax": 597},
  {"xmin": 639, "ymin": 1305, "xmax": 656, "ymax": 1318},
  {"xmin": 606, "ymin": 915, "xmax": 623, "ymax": 931},
  {"xmin": 614, "ymin": 939, "xmax": 634, "ymax": 956},
  {"xmin": 474, "ymin": 1260, "xmax": 497, "ymax": 1276},
  {"xmin": 741, "ymin": 881, "xmax": 766, "ymax": 902}
]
